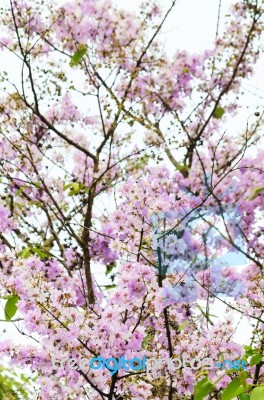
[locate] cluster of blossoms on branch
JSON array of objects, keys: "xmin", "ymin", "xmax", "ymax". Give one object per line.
[{"xmin": 0, "ymin": 0, "xmax": 263, "ymax": 398}]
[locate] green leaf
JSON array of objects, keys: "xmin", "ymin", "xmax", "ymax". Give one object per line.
[
  {"xmin": 69, "ymin": 182, "xmax": 81, "ymax": 196},
  {"xmin": 15, "ymin": 187, "xmax": 24, "ymax": 196},
  {"xmin": 19, "ymin": 246, "xmax": 51, "ymax": 260},
  {"xmin": 19, "ymin": 247, "xmax": 32, "ymax": 259},
  {"xmin": 239, "ymin": 395, "xmax": 250, "ymax": 400},
  {"xmin": 141, "ymin": 335, "xmax": 152, "ymax": 349},
  {"xmin": 33, "ymin": 181, "xmax": 41, "ymax": 188},
  {"xmin": 31, "ymin": 247, "xmax": 49, "ymax": 260},
  {"xmin": 243, "ymin": 345, "xmax": 255, "ymax": 360},
  {"xmin": 5, "ymin": 295, "xmax": 19, "ymax": 321},
  {"xmin": 64, "ymin": 182, "xmax": 83, "ymax": 196},
  {"xmin": 176, "ymin": 163, "xmax": 190, "ymax": 176},
  {"xmin": 14, "ymin": 202, "xmax": 24, "ymax": 210},
  {"xmin": 0, "ymin": 364, "xmax": 36, "ymax": 399},
  {"xmin": 105, "ymin": 262, "xmax": 116, "ymax": 276},
  {"xmin": 30, "ymin": 200, "xmax": 42, "ymax": 208},
  {"xmin": 70, "ymin": 46, "xmax": 87, "ymax": 67},
  {"xmin": 234, "ymin": 387, "xmax": 248, "ymax": 398},
  {"xmin": 178, "ymin": 321, "xmax": 188, "ymax": 331},
  {"xmin": 250, "ymin": 387, "xmax": 264, "ymax": 400},
  {"xmin": 63, "ymin": 183, "xmax": 73, "ymax": 190},
  {"xmin": 103, "ymin": 285, "xmax": 117, "ymax": 290},
  {"xmin": 248, "ymin": 187, "xmax": 264, "ymax": 201},
  {"xmin": 239, "ymin": 371, "xmax": 249, "ymax": 388},
  {"xmin": 194, "ymin": 377, "xmax": 214, "ymax": 400},
  {"xmin": 213, "ymin": 107, "xmax": 225, "ymax": 119},
  {"xmin": 244, "ymin": 346, "xmax": 254, "ymax": 357},
  {"xmin": 249, "ymin": 354, "xmax": 262, "ymax": 366},
  {"xmin": 222, "ymin": 377, "xmax": 242, "ymax": 400}
]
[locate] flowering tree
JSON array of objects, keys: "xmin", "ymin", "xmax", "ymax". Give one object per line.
[{"xmin": 0, "ymin": 0, "xmax": 263, "ymax": 398}]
